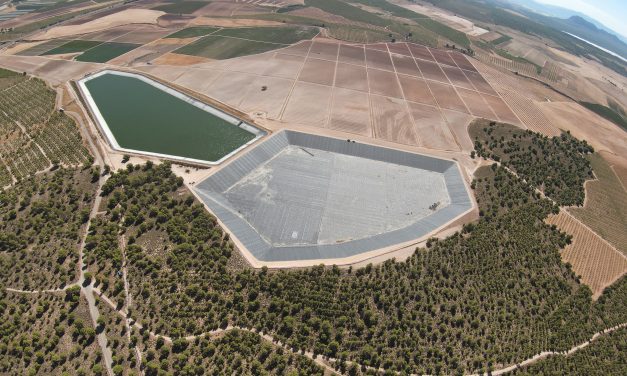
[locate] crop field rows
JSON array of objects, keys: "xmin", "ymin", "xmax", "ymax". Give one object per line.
[
  {"xmin": 475, "ymin": 51, "xmax": 540, "ymax": 78},
  {"xmin": 173, "ymin": 26, "xmax": 319, "ymax": 60},
  {"xmin": 471, "ymin": 60, "xmax": 572, "ymax": 136},
  {"xmin": 540, "ymin": 60, "xmax": 565, "ymax": 83},
  {"xmin": 498, "ymin": 90, "xmax": 561, "ymax": 136},
  {"xmin": 14, "ymin": 24, "xmax": 166, "ymax": 62},
  {"xmin": 475, "ymin": 51, "xmax": 570, "ymax": 98},
  {"xmin": 0, "ymin": 77, "xmax": 89, "ymax": 182},
  {"xmin": 546, "ymin": 211, "xmax": 627, "ymax": 298},
  {"xmin": 162, "ymin": 40, "xmax": 518, "ymax": 152},
  {"xmin": 569, "ymin": 154, "xmax": 627, "ymax": 255}
]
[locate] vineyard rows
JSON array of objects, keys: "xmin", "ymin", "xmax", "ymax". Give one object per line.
[
  {"xmin": 569, "ymin": 154, "xmax": 627, "ymax": 255},
  {"xmin": 0, "ymin": 139, "xmax": 49, "ymax": 180},
  {"xmin": 33, "ymin": 112, "xmax": 91, "ymax": 166},
  {"xmin": 546, "ymin": 211, "xmax": 627, "ymax": 298},
  {"xmin": 475, "ymin": 52, "xmax": 565, "ymax": 89},
  {"xmin": 0, "ymin": 162, "xmax": 11, "ymax": 186},
  {"xmin": 327, "ymin": 24, "xmax": 390, "ymax": 44},
  {"xmin": 475, "ymin": 51, "xmax": 538, "ymax": 77},
  {"xmin": 498, "ymin": 90, "xmax": 560, "ymax": 136},
  {"xmin": 0, "ymin": 78, "xmax": 55, "ymax": 131},
  {"xmin": 0, "ymin": 77, "xmax": 90, "ymax": 184},
  {"xmin": 539, "ymin": 61, "xmax": 564, "ymax": 83}
]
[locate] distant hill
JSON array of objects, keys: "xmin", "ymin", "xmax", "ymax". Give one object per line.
[
  {"xmin": 504, "ymin": 0, "xmax": 627, "ymax": 59},
  {"xmin": 543, "ymin": 15, "xmax": 627, "ymax": 59},
  {"xmin": 507, "ymin": 0, "xmax": 627, "ymax": 45}
]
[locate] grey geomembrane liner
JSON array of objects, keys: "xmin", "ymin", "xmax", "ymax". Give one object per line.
[{"xmin": 195, "ymin": 130, "xmax": 472, "ymax": 262}]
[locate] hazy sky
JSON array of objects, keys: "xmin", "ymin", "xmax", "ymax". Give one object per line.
[{"xmin": 536, "ymin": 0, "xmax": 627, "ymax": 38}]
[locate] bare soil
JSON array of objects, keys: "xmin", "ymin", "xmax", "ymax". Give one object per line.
[
  {"xmin": 338, "ymin": 44, "xmax": 365, "ymax": 66},
  {"xmin": 152, "ymin": 52, "xmax": 212, "ymax": 66},
  {"xmin": 335, "ymin": 63, "xmax": 368, "ymax": 92},
  {"xmin": 279, "ymin": 40, "xmax": 311, "ymax": 57},
  {"xmin": 537, "ymin": 101, "xmax": 627, "ymax": 157},
  {"xmin": 415, "ymin": 59, "xmax": 448, "ymax": 83},
  {"xmin": 308, "ymin": 41, "xmax": 339, "ymax": 61},
  {"xmin": 457, "ymin": 87, "xmax": 497, "ymax": 119},
  {"xmin": 482, "ymin": 94, "xmax": 521, "ymax": 125},
  {"xmin": 449, "ymin": 52, "xmax": 477, "ymax": 72},
  {"xmin": 329, "ymin": 87, "xmax": 371, "ymax": 136},
  {"xmin": 387, "ymin": 42, "xmax": 412, "ymax": 57},
  {"xmin": 428, "ymin": 81, "xmax": 468, "ymax": 112},
  {"xmin": 391, "ymin": 54, "xmax": 420, "ymax": 77},
  {"xmin": 239, "ymin": 75, "xmax": 293, "ymax": 119},
  {"xmin": 430, "ymin": 48, "xmax": 457, "ymax": 67},
  {"xmin": 37, "ymin": 9, "xmax": 165, "ymax": 40},
  {"xmin": 281, "ymin": 81, "xmax": 332, "ymax": 127},
  {"xmin": 111, "ymin": 26, "xmax": 173, "ymax": 44},
  {"xmin": 441, "ymin": 65, "xmax": 475, "ymax": 90},
  {"xmin": 442, "ymin": 109, "xmax": 474, "ymax": 151},
  {"xmin": 397, "ymin": 74, "xmax": 437, "ymax": 106},
  {"xmin": 297, "ymin": 58, "xmax": 336, "ymax": 86},
  {"xmin": 408, "ymin": 102, "xmax": 458, "ymax": 150},
  {"xmin": 189, "ymin": 17, "xmax": 283, "ymax": 28},
  {"xmin": 365, "ymin": 47, "xmax": 395, "ymax": 71},
  {"xmin": 367, "ymin": 68, "xmax": 403, "ymax": 98},
  {"xmin": 370, "ymin": 94, "xmax": 418, "ymax": 145},
  {"xmin": 408, "ymin": 44, "xmax": 435, "ymax": 62}
]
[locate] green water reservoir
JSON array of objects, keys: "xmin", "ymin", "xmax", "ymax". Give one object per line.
[{"xmin": 83, "ymin": 72, "xmax": 259, "ymax": 163}]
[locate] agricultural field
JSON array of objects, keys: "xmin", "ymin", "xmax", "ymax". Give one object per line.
[
  {"xmin": 327, "ymin": 23, "xmax": 432, "ymax": 45},
  {"xmin": 0, "ymin": 67, "xmax": 26, "ymax": 91},
  {"xmin": 0, "ymin": 76, "xmax": 90, "ymax": 182},
  {"xmin": 214, "ymin": 26, "xmax": 317, "ymax": 44},
  {"xmin": 0, "ymin": 0, "xmax": 626, "ymax": 374},
  {"xmin": 153, "ymin": 0, "xmax": 208, "ymax": 14},
  {"xmin": 569, "ymin": 154, "xmax": 627, "ymax": 255},
  {"xmin": 74, "ymin": 42, "xmax": 140, "ymax": 63},
  {"xmin": 165, "ymin": 26, "xmax": 219, "ymax": 39},
  {"xmin": 579, "ymin": 101, "xmax": 627, "ymax": 132},
  {"xmin": 546, "ymin": 211, "xmax": 627, "ymax": 298},
  {"xmin": 475, "ymin": 51, "xmax": 540, "ymax": 77},
  {"xmin": 174, "ymin": 26, "xmax": 318, "ymax": 59},
  {"xmin": 41, "ymin": 39, "xmax": 101, "ymax": 55},
  {"xmin": 16, "ymin": 39, "xmax": 71, "ymax": 56},
  {"xmin": 175, "ymin": 35, "xmax": 286, "ymax": 60}
]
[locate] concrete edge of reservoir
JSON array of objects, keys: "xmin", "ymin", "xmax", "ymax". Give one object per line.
[
  {"xmin": 77, "ymin": 69, "xmax": 266, "ymax": 166},
  {"xmin": 193, "ymin": 130, "xmax": 476, "ymax": 268}
]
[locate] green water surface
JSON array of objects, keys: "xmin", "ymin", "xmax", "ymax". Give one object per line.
[{"xmin": 85, "ymin": 73, "xmax": 256, "ymax": 162}]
